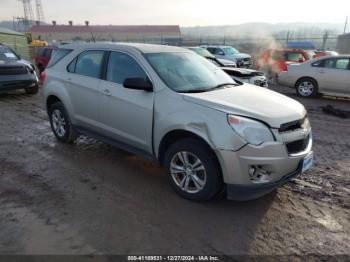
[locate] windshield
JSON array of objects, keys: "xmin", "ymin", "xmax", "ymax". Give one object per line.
[
  {"xmin": 145, "ymin": 52, "xmax": 236, "ymax": 93},
  {"xmin": 0, "ymin": 47, "xmax": 19, "ymax": 62},
  {"xmin": 223, "ymin": 47, "xmax": 239, "ymax": 55}
]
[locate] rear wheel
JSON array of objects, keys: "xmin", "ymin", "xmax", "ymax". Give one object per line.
[
  {"xmin": 49, "ymin": 102, "xmax": 77, "ymax": 143},
  {"xmin": 163, "ymin": 138, "xmax": 223, "ymax": 202},
  {"xmin": 296, "ymin": 78, "xmax": 318, "ymax": 97}
]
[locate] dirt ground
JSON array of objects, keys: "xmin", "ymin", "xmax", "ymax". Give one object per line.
[{"xmin": 0, "ymin": 85, "xmax": 349, "ymax": 258}]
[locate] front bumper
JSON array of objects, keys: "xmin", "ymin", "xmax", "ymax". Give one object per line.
[
  {"xmin": 0, "ymin": 74, "xmax": 38, "ymax": 93},
  {"xmin": 226, "ymin": 160, "xmax": 303, "ymax": 201},
  {"xmin": 215, "ymin": 135, "xmax": 312, "ymax": 200}
]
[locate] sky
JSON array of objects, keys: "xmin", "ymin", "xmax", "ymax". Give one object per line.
[{"xmin": 1, "ymin": 0, "xmax": 349, "ymax": 26}]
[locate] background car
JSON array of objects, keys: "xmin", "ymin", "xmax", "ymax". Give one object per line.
[
  {"xmin": 187, "ymin": 47, "xmax": 236, "ymax": 67},
  {"xmin": 312, "ymin": 50, "xmax": 339, "ymax": 58},
  {"xmin": 278, "ymin": 55, "xmax": 350, "ymax": 98},
  {"xmin": 257, "ymin": 49, "xmax": 315, "ymax": 79},
  {"xmin": 201, "ymin": 45, "xmax": 252, "ymax": 68},
  {"xmin": 35, "ymin": 45, "xmax": 57, "ymax": 73},
  {"xmin": 0, "ymin": 44, "xmax": 39, "ymax": 94},
  {"xmin": 188, "ymin": 47, "xmax": 267, "ymax": 87}
]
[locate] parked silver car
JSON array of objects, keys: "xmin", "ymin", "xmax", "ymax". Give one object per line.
[
  {"xmin": 43, "ymin": 43, "xmax": 313, "ymax": 201},
  {"xmin": 202, "ymin": 45, "xmax": 252, "ymax": 68},
  {"xmin": 278, "ymin": 55, "xmax": 350, "ymax": 98}
]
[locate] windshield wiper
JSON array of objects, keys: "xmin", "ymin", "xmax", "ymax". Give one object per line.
[
  {"xmin": 179, "ymin": 83, "xmax": 237, "ymax": 94},
  {"xmin": 206, "ymin": 83, "xmax": 237, "ymax": 91}
]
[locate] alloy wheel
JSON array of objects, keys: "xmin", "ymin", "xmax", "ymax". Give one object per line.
[
  {"xmin": 298, "ymin": 81, "xmax": 314, "ymax": 96},
  {"xmin": 170, "ymin": 151, "xmax": 207, "ymax": 194},
  {"xmin": 52, "ymin": 109, "xmax": 66, "ymax": 137}
]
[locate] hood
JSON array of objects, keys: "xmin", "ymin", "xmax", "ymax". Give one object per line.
[
  {"xmin": 222, "ymin": 67, "xmax": 264, "ymax": 77},
  {"xmin": 226, "ymin": 53, "xmax": 251, "ymax": 59},
  {"xmin": 182, "ymin": 84, "xmax": 306, "ymax": 128},
  {"xmin": 217, "ymin": 58, "xmax": 236, "ymax": 66}
]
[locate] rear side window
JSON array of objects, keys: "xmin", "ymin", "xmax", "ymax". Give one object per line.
[
  {"xmin": 71, "ymin": 50, "xmax": 105, "ymax": 78},
  {"xmin": 324, "ymin": 58, "xmax": 350, "ymax": 70},
  {"xmin": 47, "ymin": 48, "xmax": 72, "ymax": 68},
  {"xmin": 286, "ymin": 52, "xmax": 305, "ymax": 61},
  {"xmin": 106, "ymin": 52, "xmax": 148, "ymax": 84}
]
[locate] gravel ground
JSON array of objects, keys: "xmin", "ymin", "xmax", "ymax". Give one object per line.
[{"xmin": 0, "ymin": 85, "xmax": 349, "ymax": 259}]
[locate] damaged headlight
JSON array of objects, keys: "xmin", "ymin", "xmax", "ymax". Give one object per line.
[{"xmin": 228, "ymin": 115, "xmax": 275, "ymax": 146}]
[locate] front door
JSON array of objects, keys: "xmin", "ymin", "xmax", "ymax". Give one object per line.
[{"xmin": 98, "ymin": 51, "xmax": 154, "ymax": 153}]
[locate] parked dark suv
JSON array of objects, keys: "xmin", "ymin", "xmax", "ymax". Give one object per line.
[{"xmin": 0, "ymin": 44, "xmax": 39, "ymax": 94}]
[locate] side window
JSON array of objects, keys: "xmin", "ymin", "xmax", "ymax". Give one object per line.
[
  {"xmin": 333, "ymin": 59, "xmax": 349, "ymax": 70},
  {"xmin": 74, "ymin": 50, "xmax": 104, "ymax": 78},
  {"xmin": 311, "ymin": 60, "xmax": 325, "ymax": 67},
  {"xmin": 207, "ymin": 48, "xmax": 215, "ymax": 54},
  {"xmin": 324, "ymin": 59, "xmax": 349, "ymax": 70},
  {"xmin": 106, "ymin": 52, "xmax": 148, "ymax": 85},
  {"xmin": 215, "ymin": 48, "xmax": 224, "ymax": 55},
  {"xmin": 67, "ymin": 58, "xmax": 77, "ymax": 73},
  {"xmin": 286, "ymin": 52, "xmax": 304, "ymax": 61}
]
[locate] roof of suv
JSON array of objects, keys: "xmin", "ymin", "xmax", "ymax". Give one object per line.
[{"xmin": 59, "ymin": 43, "xmax": 188, "ymax": 54}]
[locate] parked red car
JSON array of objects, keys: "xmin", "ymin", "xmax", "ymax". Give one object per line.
[
  {"xmin": 257, "ymin": 49, "xmax": 315, "ymax": 74},
  {"xmin": 34, "ymin": 46, "xmax": 57, "ymax": 73}
]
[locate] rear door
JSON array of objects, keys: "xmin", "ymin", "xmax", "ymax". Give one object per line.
[
  {"xmin": 98, "ymin": 51, "xmax": 154, "ymax": 153},
  {"xmin": 65, "ymin": 50, "xmax": 106, "ymax": 130},
  {"xmin": 316, "ymin": 58, "xmax": 350, "ymax": 94}
]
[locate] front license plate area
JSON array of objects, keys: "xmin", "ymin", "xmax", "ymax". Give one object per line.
[{"xmin": 302, "ymin": 152, "xmax": 313, "ymax": 173}]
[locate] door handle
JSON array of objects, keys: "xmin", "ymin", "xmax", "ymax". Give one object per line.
[
  {"xmin": 318, "ymin": 70, "xmax": 325, "ymax": 74},
  {"xmin": 103, "ymin": 89, "xmax": 111, "ymax": 96},
  {"xmin": 66, "ymin": 78, "xmax": 73, "ymax": 84}
]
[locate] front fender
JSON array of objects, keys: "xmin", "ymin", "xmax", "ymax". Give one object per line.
[{"xmin": 153, "ymin": 90, "xmax": 246, "ymax": 157}]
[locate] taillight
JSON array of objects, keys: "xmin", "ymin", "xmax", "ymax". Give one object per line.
[{"xmin": 40, "ymin": 71, "xmax": 46, "ymax": 86}]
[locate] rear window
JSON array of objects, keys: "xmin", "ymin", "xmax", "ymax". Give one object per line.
[{"xmin": 47, "ymin": 48, "xmax": 72, "ymax": 68}]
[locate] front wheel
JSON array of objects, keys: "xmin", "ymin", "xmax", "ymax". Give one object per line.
[
  {"xmin": 296, "ymin": 78, "xmax": 318, "ymax": 97},
  {"xmin": 163, "ymin": 138, "xmax": 223, "ymax": 202}
]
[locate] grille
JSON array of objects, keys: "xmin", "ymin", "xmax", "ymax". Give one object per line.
[
  {"xmin": 243, "ymin": 58, "xmax": 251, "ymax": 62},
  {"xmin": 0, "ymin": 66, "xmax": 28, "ymax": 75},
  {"xmin": 279, "ymin": 119, "xmax": 303, "ymax": 132},
  {"xmin": 286, "ymin": 136, "xmax": 309, "ymax": 154}
]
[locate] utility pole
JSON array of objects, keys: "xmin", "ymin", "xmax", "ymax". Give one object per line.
[
  {"xmin": 322, "ymin": 31, "xmax": 329, "ymax": 50},
  {"xmin": 18, "ymin": 0, "xmax": 34, "ymax": 28},
  {"xmin": 286, "ymin": 31, "xmax": 290, "ymax": 46},
  {"xmin": 344, "ymin": 16, "xmax": 348, "ymax": 34},
  {"xmin": 35, "ymin": 0, "xmax": 45, "ymax": 24}
]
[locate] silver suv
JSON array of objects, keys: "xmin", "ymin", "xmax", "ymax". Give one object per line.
[
  {"xmin": 202, "ymin": 45, "xmax": 252, "ymax": 68},
  {"xmin": 43, "ymin": 43, "xmax": 313, "ymax": 202}
]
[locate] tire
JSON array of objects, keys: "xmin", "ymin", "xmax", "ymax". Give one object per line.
[
  {"xmin": 163, "ymin": 138, "xmax": 223, "ymax": 202},
  {"xmin": 295, "ymin": 78, "xmax": 318, "ymax": 97},
  {"xmin": 48, "ymin": 102, "xmax": 77, "ymax": 143},
  {"xmin": 25, "ymin": 84, "xmax": 39, "ymax": 95},
  {"xmin": 38, "ymin": 64, "xmax": 44, "ymax": 74}
]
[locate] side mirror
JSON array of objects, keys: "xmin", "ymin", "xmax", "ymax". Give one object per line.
[
  {"xmin": 123, "ymin": 78, "xmax": 153, "ymax": 92},
  {"xmin": 218, "ymin": 51, "xmax": 225, "ymax": 56}
]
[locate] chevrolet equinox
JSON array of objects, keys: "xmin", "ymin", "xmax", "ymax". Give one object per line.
[{"xmin": 43, "ymin": 43, "xmax": 313, "ymax": 201}]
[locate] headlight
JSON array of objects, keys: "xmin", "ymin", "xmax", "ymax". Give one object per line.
[{"xmin": 228, "ymin": 115, "xmax": 274, "ymax": 145}]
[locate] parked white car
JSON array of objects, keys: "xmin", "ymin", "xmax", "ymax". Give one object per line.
[
  {"xmin": 43, "ymin": 43, "xmax": 313, "ymax": 202},
  {"xmin": 278, "ymin": 55, "xmax": 350, "ymax": 98}
]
